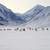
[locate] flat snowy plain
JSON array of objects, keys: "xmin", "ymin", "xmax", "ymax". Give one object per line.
[{"xmin": 0, "ymin": 27, "xmax": 50, "ymax": 50}]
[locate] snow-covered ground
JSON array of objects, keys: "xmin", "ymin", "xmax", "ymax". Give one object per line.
[{"xmin": 0, "ymin": 27, "xmax": 50, "ymax": 50}]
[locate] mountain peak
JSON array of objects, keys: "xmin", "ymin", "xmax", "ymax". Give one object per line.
[
  {"xmin": 32, "ymin": 4, "xmax": 45, "ymax": 11},
  {"xmin": 34, "ymin": 4, "xmax": 45, "ymax": 8},
  {"xmin": 24, "ymin": 4, "xmax": 45, "ymax": 18}
]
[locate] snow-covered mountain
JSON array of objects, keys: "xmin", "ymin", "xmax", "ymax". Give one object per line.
[
  {"xmin": 23, "ymin": 5, "xmax": 50, "ymax": 27},
  {"xmin": 0, "ymin": 4, "xmax": 25, "ymax": 26},
  {"xmin": 0, "ymin": 4, "xmax": 50, "ymax": 27},
  {"xmin": 23, "ymin": 5, "xmax": 45, "ymax": 22}
]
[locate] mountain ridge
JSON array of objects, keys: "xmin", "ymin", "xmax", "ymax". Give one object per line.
[
  {"xmin": 0, "ymin": 4, "xmax": 50, "ymax": 27},
  {"xmin": 0, "ymin": 4, "xmax": 25, "ymax": 26}
]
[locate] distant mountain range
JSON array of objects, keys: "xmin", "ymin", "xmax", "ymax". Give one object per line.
[{"xmin": 0, "ymin": 4, "xmax": 50, "ymax": 27}]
